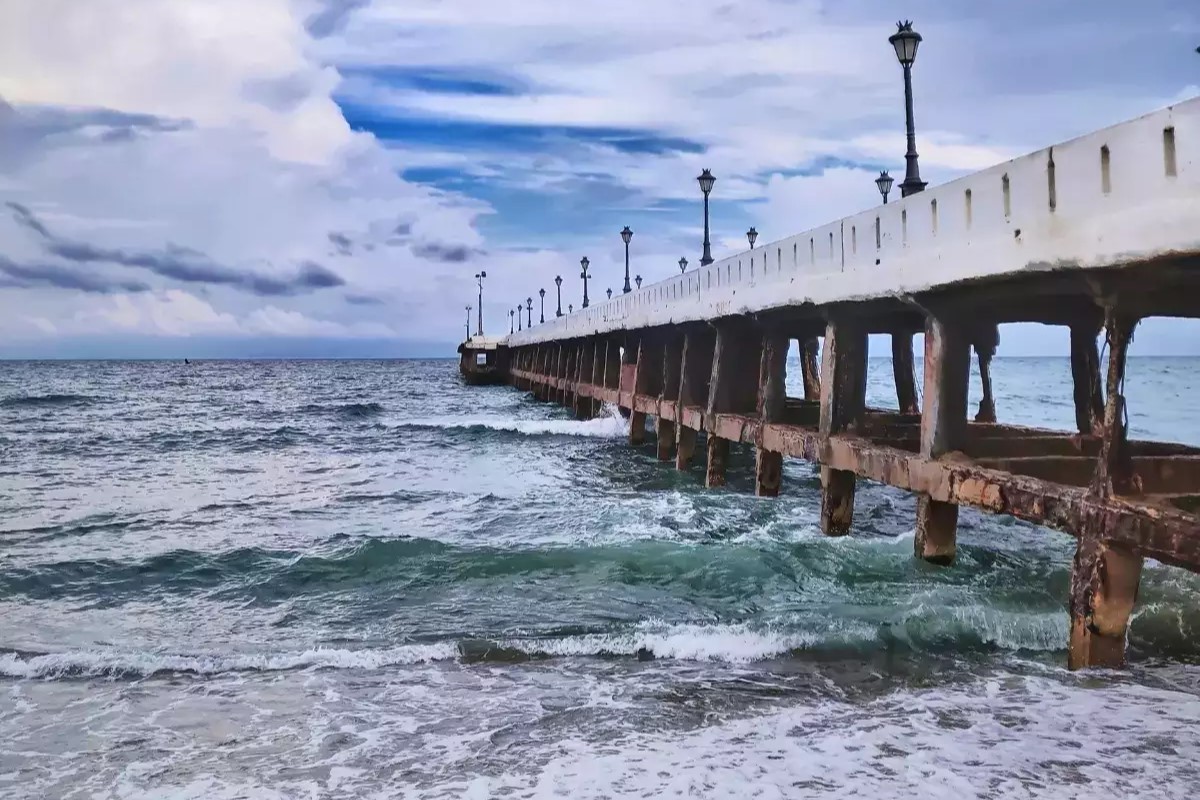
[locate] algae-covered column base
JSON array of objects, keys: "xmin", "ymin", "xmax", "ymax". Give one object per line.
[{"xmin": 818, "ymin": 320, "xmax": 867, "ymax": 535}]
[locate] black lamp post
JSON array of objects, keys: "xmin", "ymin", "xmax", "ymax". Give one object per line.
[
  {"xmin": 474, "ymin": 271, "xmax": 486, "ymax": 335},
  {"xmin": 526, "ymin": 297, "xmax": 532, "ymax": 328},
  {"xmin": 607, "ymin": 288, "xmax": 612, "ymax": 299},
  {"xmin": 509, "ymin": 309, "xmax": 514, "ymax": 334},
  {"xmin": 538, "ymin": 288, "xmax": 545, "ymax": 323},
  {"xmin": 635, "ymin": 275, "xmax": 642, "ymax": 289},
  {"xmin": 580, "ymin": 256, "xmax": 591, "ymax": 308},
  {"xmin": 876, "ymin": 170, "xmax": 894, "ymax": 204},
  {"xmin": 698, "ymin": 169, "xmax": 715, "ymax": 265},
  {"xmin": 678, "ymin": 257, "xmax": 688, "ymax": 274},
  {"xmin": 465, "ymin": 305, "xmax": 471, "ymax": 341},
  {"xmin": 746, "ymin": 227, "xmax": 758, "ymax": 249},
  {"xmin": 889, "ymin": 21, "xmax": 927, "ymax": 197},
  {"xmin": 569, "ymin": 303, "xmax": 573, "ymax": 313},
  {"xmin": 620, "ymin": 226, "xmax": 633, "ymax": 293},
  {"xmin": 554, "ymin": 275, "xmax": 563, "ymax": 317},
  {"xmin": 517, "ymin": 304, "xmax": 522, "ymax": 331}
]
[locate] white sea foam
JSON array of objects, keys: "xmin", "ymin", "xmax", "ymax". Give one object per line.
[{"xmin": 397, "ymin": 406, "xmax": 628, "ymax": 439}]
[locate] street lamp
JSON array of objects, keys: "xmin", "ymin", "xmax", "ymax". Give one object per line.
[
  {"xmin": 569, "ymin": 303, "xmax": 573, "ymax": 313},
  {"xmin": 635, "ymin": 275, "xmax": 642, "ymax": 289},
  {"xmin": 678, "ymin": 257, "xmax": 688, "ymax": 274},
  {"xmin": 555, "ymin": 275, "xmax": 563, "ymax": 317},
  {"xmin": 465, "ymin": 305, "xmax": 472, "ymax": 341},
  {"xmin": 538, "ymin": 288, "xmax": 545, "ymax": 323},
  {"xmin": 607, "ymin": 288, "xmax": 612, "ymax": 299},
  {"xmin": 517, "ymin": 303, "xmax": 522, "ymax": 331},
  {"xmin": 697, "ymin": 169, "xmax": 716, "ymax": 265},
  {"xmin": 889, "ymin": 21, "xmax": 927, "ymax": 197},
  {"xmin": 526, "ymin": 297, "xmax": 532, "ymax": 328},
  {"xmin": 580, "ymin": 256, "xmax": 591, "ymax": 308},
  {"xmin": 620, "ymin": 226, "xmax": 633, "ymax": 293},
  {"xmin": 474, "ymin": 271, "xmax": 487, "ymax": 335},
  {"xmin": 746, "ymin": 227, "xmax": 758, "ymax": 249},
  {"xmin": 509, "ymin": 308, "xmax": 514, "ymax": 334},
  {"xmin": 876, "ymin": 170, "xmax": 894, "ymax": 204}
]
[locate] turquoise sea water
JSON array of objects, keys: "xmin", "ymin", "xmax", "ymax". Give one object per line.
[{"xmin": 1, "ymin": 357, "xmax": 1198, "ymax": 798}]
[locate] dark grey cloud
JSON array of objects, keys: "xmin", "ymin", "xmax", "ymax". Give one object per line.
[
  {"xmin": 0, "ymin": 255, "xmax": 151, "ymax": 294},
  {"xmin": 411, "ymin": 242, "xmax": 483, "ymax": 263},
  {"xmin": 6, "ymin": 203, "xmax": 345, "ymax": 297},
  {"xmin": 345, "ymin": 293, "xmax": 384, "ymax": 306},
  {"xmin": 328, "ymin": 231, "xmax": 354, "ymax": 255},
  {"xmin": 393, "ymin": 222, "xmax": 413, "ymax": 237},
  {"xmin": 305, "ymin": 0, "xmax": 369, "ymax": 38}
]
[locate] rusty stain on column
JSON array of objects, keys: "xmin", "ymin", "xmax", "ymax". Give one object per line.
[
  {"xmin": 914, "ymin": 314, "xmax": 970, "ymax": 564},
  {"xmin": 675, "ymin": 330, "xmax": 708, "ymax": 471},
  {"xmin": 755, "ymin": 329, "xmax": 788, "ymax": 497},
  {"xmin": 818, "ymin": 319, "xmax": 867, "ymax": 535},
  {"xmin": 891, "ymin": 332, "xmax": 919, "ymax": 415}
]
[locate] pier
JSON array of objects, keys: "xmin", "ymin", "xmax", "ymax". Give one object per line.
[{"xmin": 461, "ymin": 98, "xmax": 1200, "ymax": 669}]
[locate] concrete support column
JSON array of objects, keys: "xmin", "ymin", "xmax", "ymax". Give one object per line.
[
  {"xmin": 575, "ymin": 341, "xmax": 594, "ymax": 419},
  {"xmin": 1068, "ymin": 309, "xmax": 1143, "ymax": 670},
  {"xmin": 818, "ymin": 320, "xmax": 868, "ymax": 535},
  {"xmin": 891, "ymin": 332, "xmax": 919, "ymax": 414},
  {"xmin": 658, "ymin": 336, "xmax": 683, "ymax": 462},
  {"xmin": 1070, "ymin": 321, "xmax": 1105, "ymax": 436},
  {"xmin": 704, "ymin": 323, "xmax": 759, "ymax": 488},
  {"xmin": 630, "ymin": 337, "xmax": 660, "ymax": 445},
  {"xmin": 591, "ymin": 339, "xmax": 605, "ymax": 416},
  {"xmin": 1068, "ymin": 537, "xmax": 1143, "ymax": 670},
  {"xmin": 675, "ymin": 329, "xmax": 713, "ymax": 471},
  {"xmin": 800, "ymin": 337, "xmax": 821, "ymax": 401},
  {"xmin": 973, "ymin": 324, "xmax": 1000, "ymax": 424},
  {"xmin": 914, "ymin": 315, "xmax": 971, "ymax": 564},
  {"xmin": 755, "ymin": 330, "xmax": 788, "ymax": 496}
]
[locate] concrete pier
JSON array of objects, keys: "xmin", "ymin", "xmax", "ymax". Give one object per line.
[{"xmin": 462, "ymin": 97, "xmax": 1200, "ymax": 669}]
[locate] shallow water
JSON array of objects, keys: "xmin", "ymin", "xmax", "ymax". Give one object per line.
[{"xmin": 1, "ymin": 357, "xmax": 1198, "ymax": 798}]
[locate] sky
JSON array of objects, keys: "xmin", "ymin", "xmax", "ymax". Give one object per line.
[{"xmin": 0, "ymin": 0, "xmax": 1197, "ymax": 359}]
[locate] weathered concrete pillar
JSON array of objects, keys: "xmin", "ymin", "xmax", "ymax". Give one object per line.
[
  {"xmin": 629, "ymin": 338, "xmax": 651, "ymax": 445},
  {"xmin": 1070, "ymin": 321, "xmax": 1105, "ymax": 436},
  {"xmin": 1068, "ymin": 536, "xmax": 1143, "ymax": 670},
  {"xmin": 704, "ymin": 323, "xmax": 760, "ymax": 488},
  {"xmin": 575, "ymin": 340, "xmax": 594, "ymax": 419},
  {"xmin": 658, "ymin": 335, "xmax": 683, "ymax": 462},
  {"xmin": 973, "ymin": 324, "xmax": 1000, "ymax": 423},
  {"xmin": 800, "ymin": 337, "xmax": 821, "ymax": 401},
  {"xmin": 891, "ymin": 332, "xmax": 919, "ymax": 414},
  {"xmin": 591, "ymin": 339, "xmax": 605, "ymax": 416},
  {"xmin": 818, "ymin": 320, "xmax": 868, "ymax": 535},
  {"xmin": 914, "ymin": 315, "xmax": 971, "ymax": 564},
  {"xmin": 1092, "ymin": 311, "xmax": 1139, "ymax": 497},
  {"xmin": 676, "ymin": 328, "xmax": 713, "ymax": 471},
  {"xmin": 755, "ymin": 330, "xmax": 788, "ymax": 496}
]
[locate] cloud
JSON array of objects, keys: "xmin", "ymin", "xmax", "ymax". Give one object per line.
[
  {"xmin": 8, "ymin": 202, "xmax": 347, "ymax": 297},
  {"xmin": 411, "ymin": 241, "xmax": 483, "ymax": 263},
  {"xmin": 0, "ymin": 254, "xmax": 151, "ymax": 294},
  {"xmin": 344, "ymin": 293, "xmax": 383, "ymax": 305},
  {"xmin": 305, "ymin": 0, "xmax": 370, "ymax": 39}
]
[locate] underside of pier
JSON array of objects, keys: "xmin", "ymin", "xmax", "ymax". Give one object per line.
[{"xmin": 502, "ymin": 263, "xmax": 1200, "ymax": 670}]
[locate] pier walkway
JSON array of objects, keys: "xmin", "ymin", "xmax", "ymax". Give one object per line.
[{"xmin": 463, "ymin": 98, "xmax": 1200, "ymax": 669}]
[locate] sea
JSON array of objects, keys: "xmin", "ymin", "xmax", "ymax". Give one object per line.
[{"xmin": 1, "ymin": 357, "xmax": 1198, "ymax": 799}]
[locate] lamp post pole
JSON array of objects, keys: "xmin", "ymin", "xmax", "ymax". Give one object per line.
[
  {"xmin": 526, "ymin": 297, "xmax": 532, "ymax": 328},
  {"xmin": 554, "ymin": 275, "xmax": 563, "ymax": 317},
  {"xmin": 580, "ymin": 257, "xmax": 591, "ymax": 308},
  {"xmin": 517, "ymin": 304, "xmax": 522, "ymax": 332},
  {"xmin": 620, "ymin": 226, "xmax": 633, "ymax": 293},
  {"xmin": 465, "ymin": 305, "xmax": 471, "ymax": 341},
  {"xmin": 698, "ymin": 169, "xmax": 715, "ymax": 266},
  {"xmin": 538, "ymin": 288, "xmax": 545, "ymax": 323},
  {"xmin": 474, "ymin": 271, "xmax": 486, "ymax": 335},
  {"xmin": 746, "ymin": 227, "xmax": 758, "ymax": 250},
  {"xmin": 509, "ymin": 309, "xmax": 514, "ymax": 334},
  {"xmin": 890, "ymin": 21, "xmax": 927, "ymax": 197}
]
